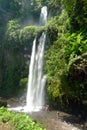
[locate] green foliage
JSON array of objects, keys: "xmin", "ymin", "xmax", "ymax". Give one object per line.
[
  {"xmin": 7, "ymin": 20, "xmax": 20, "ymax": 32},
  {"xmin": 66, "ymin": 53, "xmax": 87, "ymax": 100},
  {"xmin": 45, "ymin": 9, "xmax": 70, "ymax": 44},
  {"xmin": 45, "ymin": 36, "xmax": 67, "ymax": 100},
  {"xmin": 45, "ymin": 29, "xmax": 87, "ymax": 103},
  {"xmin": 19, "ymin": 26, "xmax": 43, "ymax": 45},
  {"xmin": 20, "ymin": 78, "xmax": 28, "ymax": 88},
  {"xmin": 64, "ymin": 32, "xmax": 87, "ymax": 62},
  {"xmin": 19, "ymin": 26, "xmax": 37, "ymax": 44},
  {"xmin": 0, "ymin": 107, "xmax": 46, "ymax": 130},
  {"xmin": 45, "ymin": 21, "xmax": 58, "ymax": 43},
  {"xmin": 63, "ymin": 0, "xmax": 77, "ymax": 15},
  {"xmin": 45, "ymin": 5, "xmax": 87, "ymax": 104},
  {"xmin": 63, "ymin": 0, "xmax": 87, "ymax": 30},
  {"xmin": 19, "ymin": 77, "xmax": 28, "ymax": 95},
  {"xmin": 45, "ymin": 10, "xmax": 71, "ymax": 102},
  {"xmin": 0, "ymin": 107, "xmax": 12, "ymax": 123},
  {"xmin": 0, "ymin": 0, "xmax": 23, "ymax": 17},
  {"xmin": 5, "ymin": 23, "xmax": 44, "ymax": 46},
  {"xmin": 5, "ymin": 20, "xmax": 20, "ymax": 46},
  {"xmin": 57, "ymin": 10, "xmax": 71, "ymax": 33},
  {"xmin": 30, "ymin": 0, "xmax": 42, "ymax": 10}
]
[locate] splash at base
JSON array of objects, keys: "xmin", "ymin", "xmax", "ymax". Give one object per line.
[{"xmin": 8, "ymin": 105, "xmax": 43, "ymax": 113}]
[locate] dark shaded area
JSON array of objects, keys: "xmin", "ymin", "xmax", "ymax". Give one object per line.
[
  {"xmin": 0, "ymin": 101, "xmax": 7, "ymax": 107},
  {"xmin": 61, "ymin": 113, "xmax": 87, "ymax": 130}
]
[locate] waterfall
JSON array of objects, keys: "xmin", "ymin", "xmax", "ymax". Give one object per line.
[
  {"xmin": 40, "ymin": 6, "xmax": 47, "ymax": 25},
  {"xmin": 26, "ymin": 6, "xmax": 47, "ymax": 112},
  {"xmin": 26, "ymin": 33, "xmax": 46, "ymax": 111},
  {"xmin": 8, "ymin": 6, "xmax": 47, "ymax": 113}
]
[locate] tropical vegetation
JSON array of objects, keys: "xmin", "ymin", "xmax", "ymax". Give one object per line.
[
  {"xmin": 0, "ymin": 0, "xmax": 87, "ymax": 123},
  {"xmin": 0, "ymin": 107, "xmax": 45, "ymax": 130}
]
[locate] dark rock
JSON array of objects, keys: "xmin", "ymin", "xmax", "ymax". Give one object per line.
[
  {"xmin": 68, "ymin": 53, "xmax": 87, "ymax": 81},
  {"xmin": 0, "ymin": 100, "xmax": 7, "ymax": 107}
]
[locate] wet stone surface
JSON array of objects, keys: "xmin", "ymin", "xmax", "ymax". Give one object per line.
[{"xmin": 28, "ymin": 110, "xmax": 87, "ymax": 130}]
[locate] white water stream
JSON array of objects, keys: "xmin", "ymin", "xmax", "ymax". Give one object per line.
[
  {"xmin": 26, "ymin": 32, "xmax": 46, "ymax": 112},
  {"xmin": 40, "ymin": 6, "xmax": 47, "ymax": 25}
]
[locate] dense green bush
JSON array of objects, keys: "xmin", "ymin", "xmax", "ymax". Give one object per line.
[
  {"xmin": 64, "ymin": 32, "xmax": 87, "ymax": 63},
  {"xmin": 45, "ymin": 30, "xmax": 87, "ymax": 105},
  {"xmin": 45, "ymin": 36, "xmax": 67, "ymax": 101},
  {"xmin": 20, "ymin": 78, "xmax": 28, "ymax": 88},
  {"xmin": 45, "ymin": 9, "xmax": 70, "ymax": 45},
  {"xmin": 19, "ymin": 26, "xmax": 44, "ymax": 45},
  {"xmin": 45, "ymin": 9, "xmax": 70, "ymax": 102},
  {"xmin": 0, "ymin": 107, "xmax": 46, "ymax": 130},
  {"xmin": 63, "ymin": 0, "xmax": 87, "ymax": 30},
  {"xmin": 5, "ymin": 21, "xmax": 44, "ymax": 46},
  {"xmin": 5, "ymin": 20, "xmax": 20, "ymax": 46}
]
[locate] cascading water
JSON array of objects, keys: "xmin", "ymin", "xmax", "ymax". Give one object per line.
[
  {"xmin": 26, "ymin": 33, "xmax": 46, "ymax": 112},
  {"xmin": 8, "ymin": 6, "xmax": 47, "ymax": 112},
  {"xmin": 40, "ymin": 6, "xmax": 47, "ymax": 25},
  {"xmin": 26, "ymin": 6, "xmax": 47, "ymax": 112}
]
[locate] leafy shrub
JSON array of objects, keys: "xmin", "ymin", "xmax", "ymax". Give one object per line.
[
  {"xmin": 64, "ymin": 32, "xmax": 87, "ymax": 63},
  {"xmin": 45, "ymin": 36, "xmax": 67, "ymax": 101},
  {"xmin": 20, "ymin": 78, "xmax": 28, "ymax": 88},
  {"xmin": 45, "ymin": 9, "xmax": 70, "ymax": 45},
  {"xmin": 63, "ymin": 0, "xmax": 87, "ymax": 30},
  {"xmin": 0, "ymin": 107, "xmax": 46, "ymax": 130}
]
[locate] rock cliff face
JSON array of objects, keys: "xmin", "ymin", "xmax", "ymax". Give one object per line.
[
  {"xmin": 68, "ymin": 53, "xmax": 87, "ymax": 101},
  {"xmin": 69, "ymin": 53, "xmax": 87, "ymax": 82}
]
